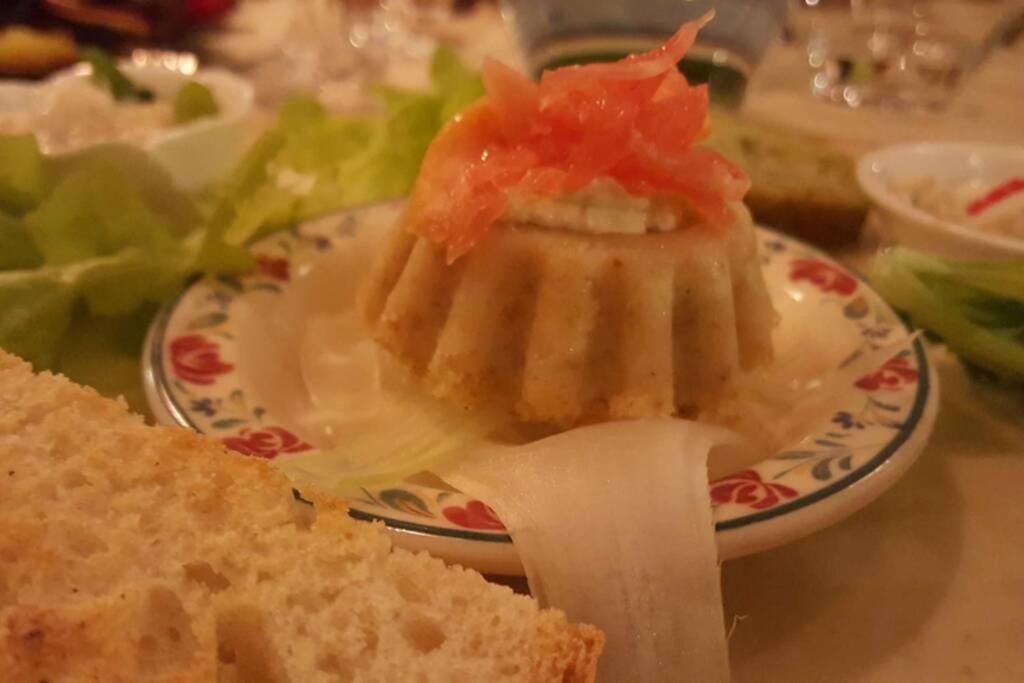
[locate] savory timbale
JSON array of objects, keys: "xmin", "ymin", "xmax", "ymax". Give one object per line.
[{"xmin": 361, "ymin": 15, "xmax": 774, "ymax": 428}]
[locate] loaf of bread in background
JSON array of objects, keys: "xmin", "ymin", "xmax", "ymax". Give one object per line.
[
  {"xmin": 0, "ymin": 351, "xmax": 602, "ymax": 682},
  {"xmin": 0, "ymin": 27, "xmax": 78, "ymax": 78},
  {"xmin": 707, "ymin": 112, "xmax": 869, "ymax": 248}
]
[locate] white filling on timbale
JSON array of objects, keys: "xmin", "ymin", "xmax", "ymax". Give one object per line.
[{"xmin": 503, "ymin": 178, "xmax": 680, "ymax": 235}]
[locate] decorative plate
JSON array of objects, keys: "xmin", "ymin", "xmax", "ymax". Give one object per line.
[{"xmin": 144, "ymin": 204, "xmax": 939, "ymax": 575}]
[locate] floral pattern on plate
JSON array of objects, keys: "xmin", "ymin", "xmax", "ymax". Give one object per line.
[{"xmin": 145, "ymin": 204, "xmax": 934, "ymax": 554}]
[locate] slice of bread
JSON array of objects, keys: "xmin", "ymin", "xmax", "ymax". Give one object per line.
[
  {"xmin": 0, "ymin": 27, "xmax": 78, "ymax": 78},
  {"xmin": 706, "ymin": 112, "xmax": 869, "ymax": 248},
  {"xmin": 0, "ymin": 351, "xmax": 602, "ymax": 682}
]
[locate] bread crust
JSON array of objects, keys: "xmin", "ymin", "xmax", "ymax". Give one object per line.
[
  {"xmin": 0, "ymin": 351, "xmax": 602, "ymax": 682},
  {"xmin": 0, "ymin": 27, "xmax": 78, "ymax": 78}
]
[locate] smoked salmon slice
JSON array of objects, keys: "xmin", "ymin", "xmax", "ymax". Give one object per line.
[{"xmin": 406, "ymin": 10, "xmax": 749, "ymax": 262}]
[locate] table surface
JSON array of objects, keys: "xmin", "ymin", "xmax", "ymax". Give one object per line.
[
  {"xmin": 722, "ymin": 26, "xmax": 1024, "ymax": 683},
  {"xmin": 63, "ymin": 5, "xmax": 1024, "ymax": 681},
  {"xmin": 351, "ymin": 11, "xmax": 1024, "ymax": 681}
]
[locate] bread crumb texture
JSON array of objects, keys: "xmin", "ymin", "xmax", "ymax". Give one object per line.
[{"xmin": 0, "ymin": 351, "xmax": 602, "ymax": 682}]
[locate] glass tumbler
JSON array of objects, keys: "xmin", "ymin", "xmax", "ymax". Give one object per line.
[
  {"xmin": 795, "ymin": 0, "xmax": 983, "ymax": 110},
  {"xmin": 502, "ymin": 0, "xmax": 789, "ymax": 108}
]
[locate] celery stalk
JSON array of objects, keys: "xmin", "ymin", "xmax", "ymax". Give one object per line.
[{"xmin": 870, "ymin": 248, "xmax": 1024, "ymax": 383}]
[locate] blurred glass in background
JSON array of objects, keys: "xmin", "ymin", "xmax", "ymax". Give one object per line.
[
  {"xmin": 791, "ymin": 0, "xmax": 1024, "ymax": 110},
  {"xmin": 501, "ymin": 0, "xmax": 789, "ymax": 108},
  {"xmin": 347, "ymin": 0, "xmax": 453, "ymax": 60},
  {"xmin": 230, "ymin": 0, "xmax": 470, "ymax": 107}
]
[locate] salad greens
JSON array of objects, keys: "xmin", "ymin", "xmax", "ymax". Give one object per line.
[
  {"xmin": 173, "ymin": 81, "xmax": 220, "ymax": 124},
  {"xmin": 870, "ymin": 248, "xmax": 1024, "ymax": 384},
  {"xmin": 209, "ymin": 45, "xmax": 484, "ymax": 249},
  {"xmin": 0, "ymin": 212, "xmax": 42, "ymax": 270},
  {"xmin": 0, "ymin": 134, "xmax": 46, "ymax": 213},
  {"xmin": 80, "ymin": 47, "xmax": 155, "ymax": 103},
  {"xmin": 0, "ymin": 45, "xmax": 484, "ymax": 372},
  {"xmin": 0, "ymin": 141, "xmax": 239, "ymax": 368}
]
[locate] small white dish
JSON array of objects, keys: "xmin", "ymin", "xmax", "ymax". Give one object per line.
[
  {"xmin": 0, "ymin": 60, "xmax": 253, "ymax": 191},
  {"xmin": 143, "ymin": 204, "xmax": 939, "ymax": 576},
  {"xmin": 857, "ymin": 142, "xmax": 1024, "ymax": 260}
]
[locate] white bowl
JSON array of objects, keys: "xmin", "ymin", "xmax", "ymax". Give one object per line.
[
  {"xmin": 856, "ymin": 142, "xmax": 1024, "ymax": 260},
  {"xmin": 0, "ymin": 62, "xmax": 253, "ymax": 191}
]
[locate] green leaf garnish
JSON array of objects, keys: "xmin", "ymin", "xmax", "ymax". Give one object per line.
[
  {"xmin": 0, "ymin": 212, "xmax": 43, "ymax": 270},
  {"xmin": 80, "ymin": 47, "xmax": 154, "ymax": 102},
  {"xmin": 0, "ymin": 144, "xmax": 242, "ymax": 368},
  {"xmin": 173, "ymin": 81, "xmax": 220, "ymax": 124},
  {"xmin": 0, "ymin": 134, "xmax": 46, "ymax": 214}
]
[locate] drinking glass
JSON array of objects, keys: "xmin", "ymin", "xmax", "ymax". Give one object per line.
[
  {"xmin": 792, "ymin": 0, "xmax": 1008, "ymax": 110},
  {"xmin": 348, "ymin": 0, "xmax": 456, "ymax": 60},
  {"xmin": 501, "ymin": 0, "xmax": 790, "ymax": 108},
  {"xmin": 249, "ymin": 0, "xmax": 453, "ymax": 108}
]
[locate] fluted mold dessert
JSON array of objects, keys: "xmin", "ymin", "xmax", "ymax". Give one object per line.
[
  {"xmin": 358, "ymin": 14, "xmax": 776, "ymax": 428},
  {"xmin": 362, "ymin": 203, "xmax": 773, "ymax": 428}
]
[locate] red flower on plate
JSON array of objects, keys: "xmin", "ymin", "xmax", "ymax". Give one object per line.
[
  {"xmin": 855, "ymin": 355, "xmax": 919, "ymax": 391},
  {"xmin": 789, "ymin": 258, "xmax": 858, "ymax": 296},
  {"xmin": 255, "ymin": 255, "xmax": 290, "ymax": 282},
  {"xmin": 222, "ymin": 426, "xmax": 312, "ymax": 459},
  {"xmin": 169, "ymin": 334, "xmax": 233, "ymax": 385},
  {"xmin": 711, "ymin": 470, "xmax": 798, "ymax": 510},
  {"xmin": 442, "ymin": 500, "xmax": 506, "ymax": 531}
]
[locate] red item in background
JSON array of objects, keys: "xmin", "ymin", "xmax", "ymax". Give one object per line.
[
  {"xmin": 967, "ymin": 177, "xmax": 1024, "ymax": 217},
  {"xmin": 185, "ymin": 0, "xmax": 235, "ymax": 24}
]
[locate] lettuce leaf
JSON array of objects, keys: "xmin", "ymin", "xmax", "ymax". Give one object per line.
[
  {"xmin": 45, "ymin": 144, "xmax": 202, "ymax": 234},
  {"xmin": 25, "ymin": 165, "xmax": 182, "ymax": 266},
  {"xmin": 20, "ymin": 146, "xmax": 208, "ymax": 319},
  {"xmin": 0, "ymin": 212, "xmax": 42, "ymax": 270},
  {"xmin": 431, "ymin": 44, "xmax": 486, "ymax": 121},
  {"xmin": 0, "ymin": 134, "xmax": 46, "ymax": 214},
  {"xmin": 0, "ymin": 268, "xmax": 75, "ymax": 368},
  {"xmin": 174, "ymin": 81, "xmax": 220, "ymax": 124},
  {"xmin": 0, "ymin": 45, "xmax": 483, "ymax": 372},
  {"xmin": 0, "ymin": 146, "xmax": 233, "ymax": 368},
  {"xmin": 214, "ymin": 47, "xmax": 483, "ymax": 248},
  {"xmin": 0, "ymin": 249, "xmax": 166, "ymax": 368}
]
